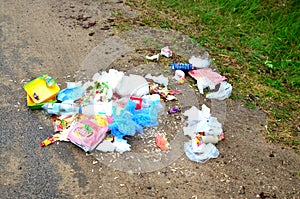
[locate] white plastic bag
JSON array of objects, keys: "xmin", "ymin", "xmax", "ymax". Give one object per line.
[
  {"xmin": 189, "ymin": 55, "xmax": 210, "ymax": 68},
  {"xmin": 116, "ymin": 74, "xmax": 149, "ymax": 97},
  {"xmin": 206, "ymin": 81, "xmax": 232, "ymax": 100},
  {"xmin": 184, "ymin": 142, "xmax": 219, "ymax": 163},
  {"xmin": 196, "ymin": 77, "xmax": 215, "ymax": 94}
]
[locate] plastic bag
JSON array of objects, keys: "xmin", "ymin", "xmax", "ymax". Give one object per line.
[
  {"xmin": 109, "ymin": 99, "xmax": 161, "ymax": 138},
  {"xmin": 173, "ymin": 70, "xmax": 186, "ymax": 84},
  {"xmin": 182, "ymin": 105, "xmax": 212, "ymax": 138},
  {"xmin": 205, "ymin": 117, "xmax": 223, "ymax": 136},
  {"xmin": 113, "ymin": 137, "xmax": 131, "ymax": 153},
  {"xmin": 96, "ymin": 137, "xmax": 131, "ymax": 154},
  {"xmin": 145, "ymin": 74, "xmax": 168, "ymax": 87},
  {"xmin": 57, "ymin": 82, "xmax": 83, "ymax": 102},
  {"xmin": 109, "ymin": 110, "xmax": 143, "ymax": 138},
  {"xmin": 196, "ymin": 77, "xmax": 215, "ymax": 94},
  {"xmin": 127, "ymin": 100, "xmax": 160, "ymax": 127},
  {"xmin": 206, "ymin": 81, "xmax": 232, "ymax": 100},
  {"xmin": 91, "ymin": 70, "xmax": 124, "ymax": 93},
  {"xmin": 116, "ymin": 74, "xmax": 149, "ymax": 97},
  {"xmin": 188, "ymin": 55, "xmax": 210, "ymax": 68},
  {"xmin": 101, "ymin": 69, "xmax": 124, "ymax": 92},
  {"xmin": 184, "ymin": 141, "xmax": 219, "ymax": 163}
]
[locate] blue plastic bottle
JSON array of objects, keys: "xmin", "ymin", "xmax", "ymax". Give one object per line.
[{"xmin": 170, "ymin": 62, "xmax": 194, "ymax": 70}]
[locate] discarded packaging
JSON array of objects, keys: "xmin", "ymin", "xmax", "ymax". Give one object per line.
[
  {"xmin": 182, "ymin": 104, "xmax": 214, "ymax": 138},
  {"xmin": 109, "ymin": 99, "xmax": 162, "ymax": 138},
  {"xmin": 145, "ymin": 46, "xmax": 172, "ymax": 61},
  {"xmin": 196, "ymin": 76, "xmax": 215, "ymax": 94},
  {"xmin": 23, "ymin": 74, "xmax": 60, "ymax": 104},
  {"xmin": 168, "ymin": 106, "xmax": 180, "ymax": 114},
  {"xmin": 26, "ymin": 94, "xmax": 57, "ymax": 110},
  {"xmin": 156, "ymin": 134, "xmax": 169, "ymax": 151},
  {"xmin": 67, "ymin": 115, "xmax": 109, "ymax": 152},
  {"xmin": 39, "ymin": 74, "xmax": 57, "ymax": 87},
  {"xmin": 160, "ymin": 46, "xmax": 172, "ymax": 58},
  {"xmin": 52, "ymin": 114, "xmax": 77, "ymax": 132},
  {"xmin": 189, "ymin": 68, "xmax": 227, "ymax": 85},
  {"xmin": 173, "ymin": 70, "xmax": 186, "ymax": 84},
  {"xmin": 184, "ymin": 142, "xmax": 219, "ymax": 163},
  {"xmin": 40, "ymin": 137, "xmax": 56, "ymax": 147},
  {"xmin": 96, "ymin": 139, "xmax": 116, "ymax": 152},
  {"xmin": 182, "ymin": 105, "xmax": 223, "ymax": 163},
  {"xmin": 42, "ymin": 100, "xmax": 80, "ymax": 115},
  {"xmin": 57, "ymin": 82, "xmax": 83, "ymax": 102},
  {"xmin": 206, "ymin": 81, "xmax": 232, "ymax": 100},
  {"xmin": 113, "ymin": 137, "xmax": 131, "ymax": 153},
  {"xmin": 170, "ymin": 62, "xmax": 194, "ymax": 70},
  {"xmin": 200, "ymin": 135, "xmax": 219, "ymax": 144},
  {"xmin": 146, "ymin": 54, "xmax": 160, "ymax": 61},
  {"xmin": 188, "ymin": 55, "xmax": 210, "ymax": 68},
  {"xmin": 130, "ymin": 96, "xmax": 143, "ymax": 110},
  {"xmin": 116, "ymin": 74, "xmax": 149, "ymax": 97},
  {"xmin": 145, "ymin": 74, "xmax": 169, "ymax": 87},
  {"xmin": 88, "ymin": 69, "xmax": 124, "ymax": 93},
  {"xmin": 96, "ymin": 136, "xmax": 131, "ymax": 154},
  {"xmin": 194, "ymin": 132, "xmax": 204, "ymax": 147},
  {"xmin": 189, "ymin": 68, "xmax": 227, "ymax": 94},
  {"xmin": 25, "ymin": 46, "xmax": 231, "ymax": 164}
]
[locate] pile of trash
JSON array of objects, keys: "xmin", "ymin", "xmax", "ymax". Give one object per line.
[{"xmin": 23, "ymin": 46, "xmax": 232, "ymax": 163}]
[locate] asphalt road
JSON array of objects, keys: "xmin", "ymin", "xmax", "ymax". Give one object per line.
[{"xmin": 0, "ymin": 1, "xmax": 118, "ymax": 198}]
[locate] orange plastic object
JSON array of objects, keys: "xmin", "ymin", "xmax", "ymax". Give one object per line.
[
  {"xmin": 156, "ymin": 134, "xmax": 169, "ymax": 151},
  {"xmin": 23, "ymin": 75, "xmax": 60, "ymax": 104},
  {"xmin": 26, "ymin": 94, "xmax": 57, "ymax": 109}
]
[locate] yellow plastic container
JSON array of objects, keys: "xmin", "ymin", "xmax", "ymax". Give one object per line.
[
  {"xmin": 23, "ymin": 74, "xmax": 60, "ymax": 104},
  {"xmin": 26, "ymin": 94, "xmax": 57, "ymax": 110}
]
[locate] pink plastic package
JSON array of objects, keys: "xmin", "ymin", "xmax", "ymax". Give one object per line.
[
  {"xmin": 188, "ymin": 68, "xmax": 226, "ymax": 85},
  {"xmin": 188, "ymin": 68, "xmax": 227, "ymax": 94},
  {"xmin": 67, "ymin": 117, "xmax": 108, "ymax": 152}
]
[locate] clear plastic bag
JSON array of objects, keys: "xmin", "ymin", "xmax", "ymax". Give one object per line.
[
  {"xmin": 206, "ymin": 81, "xmax": 232, "ymax": 100},
  {"xmin": 184, "ymin": 141, "xmax": 219, "ymax": 163},
  {"xmin": 188, "ymin": 54, "xmax": 211, "ymax": 68},
  {"xmin": 57, "ymin": 82, "xmax": 83, "ymax": 102},
  {"xmin": 196, "ymin": 77, "xmax": 215, "ymax": 94}
]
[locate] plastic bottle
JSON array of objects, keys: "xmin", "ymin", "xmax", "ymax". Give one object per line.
[
  {"xmin": 170, "ymin": 62, "xmax": 195, "ymax": 70},
  {"xmin": 42, "ymin": 100, "xmax": 80, "ymax": 115}
]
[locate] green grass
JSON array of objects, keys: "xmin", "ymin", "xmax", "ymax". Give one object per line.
[{"xmin": 122, "ymin": 0, "xmax": 299, "ymax": 151}]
